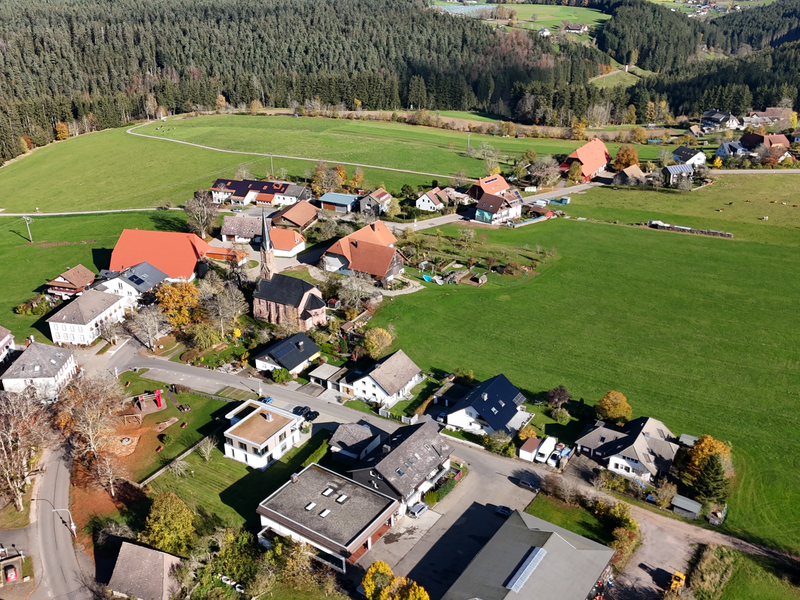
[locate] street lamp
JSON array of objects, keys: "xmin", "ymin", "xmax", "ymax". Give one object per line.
[{"xmin": 52, "ymin": 508, "xmax": 77, "ymax": 538}]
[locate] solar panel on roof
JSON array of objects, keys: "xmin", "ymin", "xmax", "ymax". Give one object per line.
[
  {"xmin": 272, "ymin": 344, "xmax": 296, "ymax": 360},
  {"xmin": 129, "ymin": 275, "xmax": 144, "ymax": 285}
]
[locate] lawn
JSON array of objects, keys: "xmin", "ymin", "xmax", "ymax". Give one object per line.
[
  {"xmin": 525, "ymin": 494, "xmax": 614, "ymax": 546},
  {"xmin": 510, "ymin": 4, "xmax": 611, "ymax": 32},
  {"xmin": 370, "ymin": 218, "xmax": 800, "ymax": 555},
  {"xmin": 720, "ymin": 553, "xmax": 800, "ymax": 600},
  {"xmin": 149, "ymin": 431, "xmax": 331, "ymax": 528},
  {"xmin": 590, "ymin": 70, "xmax": 641, "ymax": 89},
  {"xmin": 0, "ymin": 489, "xmax": 32, "ymax": 529},
  {"xmin": 0, "ymin": 211, "xmax": 187, "ymax": 342},
  {"xmin": 119, "ymin": 371, "xmax": 230, "ymax": 482}
]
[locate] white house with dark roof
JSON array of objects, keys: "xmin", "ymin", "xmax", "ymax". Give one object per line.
[
  {"xmin": 350, "ymin": 349, "xmax": 423, "ymax": 409},
  {"xmin": 95, "ymin": 262, "xmax": 168, "ymax": 308},
  {"xmin": 329, "ymin": 422, "xmax": 384, "ymax": 464},
  {"xmin": 575, "ymin": 417, "xmax": 679, "ymax": 483},
  {"xmin": 223, "ymin": 399, "xmax": 302, "ymax": 468},
  {"xmin": 444, "ymin": 374, "xmax": 530, "ymax": 435},
  {"xmin": 348, "ymin": 421, "xmax": 453, "ymax": 513},
  {"xmin": 107, "ymin": 541, "xmax": 181, "ymax": 600},
  {"xmin": 672, "ymin": 146, "xmax": 707, "ymax": 166},
  {"xmin": 0, "ymin": 325, "xmax": 15, "ymax": 364},
  {"xmin": 253, "ymin": 333, "xmax": 321, "ymax": 376},
  {"xmin": 0, "ymin": 342, "xmax": 76, "ymax": 398},
  {"xmin": 47, "ymin": 289, "xmax": 126, "ymax": 346},
  {"xmin": 256, "ymin": 463, "xmax": 400, "ymax": 572}
]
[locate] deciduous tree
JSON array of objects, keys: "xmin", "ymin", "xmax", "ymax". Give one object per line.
[
  {"xmin": 184, "ymin": 189, "xmax": 219, "ymax": 239},
  {"xmin": 567, "ymin": 161, "xmax": 583, "ymax": 183},
  {"xmin": 144, "ymin": 492, "xmax": 195, "ymax": 555},
  {"xmin": 528, "ymin": 155, "xmax": 560, "ymax": 186},
  {"xmin": 156, "ymin": 282, "xmax": 201, "ymax": 328},
  {"xmin": 547, "ymin": 385, "xmax": 571, "ymax": 408},
  {"xmin": 95, "ymin": 456, "xmax": 125, "ymax": 498},
  {"xmin": 595, "ymin": 390, "xmax": 632, "ymax": 422},
  {"xmin": 272, "ymin": 368, "xmax": 291, "ymax": 383},
  {"xmin": 654, "ymin": 481, "xmax": 677, "ymax": 509},
  {"xmin": 613, "ymin": 145, "xmax": 640, "ymax": 170},
  {"xmin": 99, "ymin": 320, "xmax": 123, "ymax": 345},
  {"xmin": 364, "ymin": 328, "xmax": 392, "ymax": 358},
  {"xmin": 205, "ymin": 283, "xmax": 248, "ymax": 335},
  {"xmin": 234, "ymin": 163, "xmax": 252, "ymax": 180},
  {"xmin": 685, "ymin": 435, "xmax": 732, "ymax": 479},
  {"xmin": 128, "ymin": 305, "xmax": 169, "ymax": 349},
  {"xmin": 196, "ymin": 436, "xmax": 217, "ymax": 462},
  {"xmin": 58, "ymin": 372, "xmax": 123, "ymax": 460},
  {"xmin": 55, "ymin": 121, "xmax": 69, "ymax": 140},
  {"xmin": 363, "ymin": 561, "xmax": 395, "ymax": 600}
]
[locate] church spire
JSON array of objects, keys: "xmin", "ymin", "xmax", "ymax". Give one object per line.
[{"xmin": 260, "ymin": 209, "xmax": 277, "ymax": 281}]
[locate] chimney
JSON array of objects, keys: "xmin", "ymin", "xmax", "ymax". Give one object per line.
[
  {"xmin": 291, "ymin": 473, "xmax": 299, "ymax": 483},
  {"xmin": 262, "ymin": 412, "xmax": 273, "ymax": 422},
  {"xmin": 382, "ymin": 444, "xmax": 392, "ymax": 455},
  {"xmin": 482, "ymin": 393, "xmax": 488, "ymax": 401},
  {"xmin": 297, "ymin": 341, "xmax": 304, "ymax": 352}
]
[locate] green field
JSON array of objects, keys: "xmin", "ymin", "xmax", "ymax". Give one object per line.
[
  {"xmin": 590, "ymin": 70, "xmax": 642, "ymax": 89},
  {"xmin": 720, "ymin": 553, "xmax": 800, "ymax": 600},
  {"xmin": 0, "ymin": 211, "xmax": 187, "ymax": 341},
  {"xmin": 371, "ymin": 209, "xmax": 800, "ymax": 555},
  {"xmin": 510, "ymin": 4, "xmax": 610, "ymax": 31}
]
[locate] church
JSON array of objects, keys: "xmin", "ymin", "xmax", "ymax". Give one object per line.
[{"xmin": 252, "ymin": 212, "xmax": 327, "ymax": 332}]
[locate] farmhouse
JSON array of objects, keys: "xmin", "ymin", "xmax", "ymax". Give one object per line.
[
  {"xmin": 350, "ymin": 349, "xmax": 423, "ymax": 409},
  {"xmin": 210, "ymin": 179, "xmax": 311, "ymax": 206},
  {"xmin": 701, "ymin": 110, "xmax": 740, "ymax": 130},
  {"xmin": 474, "ymin": 194, "xmax": 523, "ymax": 225},
  {"xmin": 359, "ymin": 188, "xmax": 393, "ymax": 215},
  {"xmin": 559, "ymin": 138, "xmax": 611, "ymax": 182},
  {"xmin": 329, "ymin": 422, "xmax": 384, "ymax": 464},
  {"xmin": 223, "ymin": 399, "xmax": 302, "ymax": 468},
  {"xmin": 46, "ymin": 264, "xmax": 95, "ymax": 299},
  {"xmin": 322, "ymin": 222, "xmax": 405, "ymax": 284},
  {"xmin": 0, "ymin": 326, "xmax": 14, "ymax": 364},
  {"xmin": 107, "ymin": 542, "xmax": 181, "ymax": 600},
  {"xmin": 575, "ymin": 416, "xmax": 679, "ymax": 483},
  {"xmin": 95, "ymin": 262, "xmax": 168, "ymax": 309},
  {"xmin": 110, "ymin": 229, "xmax": 245, "ymax": 281},
  {"xmin": 672, "ymin": 146, "xmax": 707, "ymax": 166},
  {"xmin": 253, "ymin": 333, "xmax": 321, "ymax": 375},
  {"xmin": 256, "ymin": 464, "xmax": 400, "ymax": 573},
  {"xmin": 739, "ymin": 132, "xmax": 791, "ymax": 151},
  {"xmin": 564, "ymin": 23, "xmax": 589, "ymax": 33},
  {"xmin": 47, "ymin": 289, "xmax": 127, "ymax": 346},
  {"xmin": 715, "ymin": 141, "xmax": 748, "ymax": 159},
  {"xmin": 442, "ymin": 511, "xmax": 614, "ymax": 600},
  {"xmin": 0, "ymin": 342, "xmax": 76, "ymax": 398},
  {"xmin": 349, "ymin": 421, "xmax": 453, "ymax": 513},
  {"xmin": 220, "ymin": 215, "xmax": 262, "ymax": 243},
  {"xmin": 662, "ymin": 164, "xmax": 694, "ymax": 186},
  {"xmin": 444, "ymin": 374, "xmax": 528, "ymax": 435},
  {"xmin": 319, "ymin": 192, "xmax": 359, "ymax": 213},
  {"xmin": 271, "ymin": 200, "xmax": 320, "ymax": 232}
]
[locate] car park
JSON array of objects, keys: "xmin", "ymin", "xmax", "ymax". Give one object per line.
[
  {"xmin": 408, "ymin": 503, "xmax": 429, "ymax": 518},
  {"xmin": 495, "ymin": 505, "xmax": 513, "ymax": 517},
  {"xmin": 305, "ymin": 411, "xmax": 319, "ymax": 422}
]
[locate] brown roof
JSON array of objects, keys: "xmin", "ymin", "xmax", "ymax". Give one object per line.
[
  {"xmin": 107, "ymin": 542, "xmax": 181, "ymax": 600},
  {"xmin": 622, "ymin": 164, "xmax": 644, "ymax": 178},
  {"xmin": 228, "ymin": 407, "xmax": 292, "ymax": 446},
  {"xmin": 740, "ymin": 132, "xmax": 791, "ymax": 150},
  {"xmin": 562, "ymin": 138, "xmax": 612, "ymax": 178},
  {"xmin": 476, "ymin": 193, "xmax": 518, "ymax": 214},
  {"xmin": 520, "ymin": 437, "xmax": 539, "ymax": 453},
  {"xmin": 47, "ymin": 264, "xmax": 95, "ymax": 290},
  {"xmin": 327, "ymin": 238, "xmax": 400, "ymax": 278},
  {"xmin": 365, "ymin": 188, "xmax": 392, "ymax": 205},
  {"xmin": 221, "ymin": 215, "xmax": 261, "ymax": 238},
  {"xmin": 272, "ymin": 200, "xmax": 320, "ymax": 229}
]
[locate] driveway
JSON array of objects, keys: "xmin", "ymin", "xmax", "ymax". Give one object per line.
[{"xmin": 359, "ymin": 509, "xmax": 442, "ymax": 572}]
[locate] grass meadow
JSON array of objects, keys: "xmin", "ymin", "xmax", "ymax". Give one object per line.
[
  {"xmin": 510, "ymin": 4, "xmax": 610, "ymax": 31},
  {"xmin": 371, "ymin": 215, "xmax": 800, "ymax": 556}
]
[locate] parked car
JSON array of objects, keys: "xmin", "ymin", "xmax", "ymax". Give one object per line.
[
  {"xmin": 4, "ymin": 564, "xmax": 17, "ymax": 583},
  {"xmin": 258, "ymin": 397, "xmax": 274, "ymax": 405},
  {"xmin": 294, "ymin": 406, "xmax": 310, "ymax": 416},
  {"xmin": 547, "ymin": 451, "xmax": 560, "ymax": 468},
  {"xmin": 517, "ymin": 479, "xmax": 538, "ymax": 492},
  {"xmin": 535, "ymin": 436, "xmax": 557, "ymax": 463},
  {"xmin": 436, "ymin": 411, "xmax": 447, "ymax": 423},
  {"xmin": 408, "ymin": 503, "xmax": 428, "ymax": 519},
  {"xmin": 305, "ymin": 411, "xmax": 320, "ymax": 422},
  {"xmin": 231, "ymin": 207, "xmax": 243, "ymax": 213},
  {"xmin": 495, "ymin": 505, "xmax": 514, "ymax": 517}
]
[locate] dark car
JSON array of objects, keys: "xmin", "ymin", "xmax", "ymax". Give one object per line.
[
  {"xmin": 305, "ymin": 411, "xmax": 320, "ymax": 422},
  {"xmin": 517, "ymin": 479, "xmax": 538, "ymax": 492},
  {"xmin": 495, "ymin": 505, "xmax": 514, "ymax": 517},
  {"xmin": 294, "ymin": 406, "xmax": 310, "ymax": 416}
]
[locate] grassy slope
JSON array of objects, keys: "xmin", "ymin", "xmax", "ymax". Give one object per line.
[
  {"xmin": 371, "ymin": 218, "xmax": 800, "ymax": 555},
  {"xmin": 0, "ymin": 211, "xmax": 187, "ymax": 342},
  {"xmin": 721, "ymin": 553, "xmax": 800, "ymax": 600},
  {"xmin": 590, "ymin": 70, "xmax": 641, "ymax": 89}
]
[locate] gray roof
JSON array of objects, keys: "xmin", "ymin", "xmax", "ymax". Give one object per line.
[
  {"xmin": 309, "ymin": 363, "xmax": 345, "ymax": 381},
  {"xmin": 46, "ymin": 289, "xmax": 125, "ymax": 326},
  {"xmin": 351, "ymin": 421, "xmax": 452, "ymax": 498},
  {"xmin": 664, "ymin": 164, "xmax": 694, "ymax": 175},
  {"xmin": 679, "ymin": 433, "xmax": 699, "ymax": 447},
  {"xmin": 363, "ymin": 350, "xmax": 421, "ymax": 397},
  {"xmin": 257, "ymin": 464, "xmax": 398, "ymax": 549},
  {"xmin": 118, "ymin": 262, "xmax": 169, "ymax": 293},
  {"xmin": 254, "ymin": 273, "xmax": 320, "ymax": 309},
  {"xmin": 284, "ymin": 184, "xmax": 312, "ymax": 199},
  {"xmin": 1, "ymin": 342, "xmax": 73, "ymax": 380},
  {"xmin": 449, "ymin": 374, "xmax": 526, "ymax": 433},
  {"xmin": 107, "ymin": 541, "xmax": 181, "ymax": 600},
  {"xmin": 221, "ymin": 215, "xmax": 262, "ymax": 238},
  {"xmin": 319, "ymin": 192, "xmax": 359, "ymax": 206},
  {"xmin": 442, "ymin": 511, "xmax": 614, "ymax": 600},
  {"xmin": 0, "ymin": 325, "xmax": 11, "ymax": 342},
  {"xmin": 673, "ymin": 146, "xmax": 704, "ymax": 161},
  {"xmin": 672, "ymin": 494, "xmax": 702, "ymax": 514},
  {"xmin": 329, "ymin": 423, "xmax": 382, "ymax": 457},
  {"xmin": 254, "ymin": 333, "xmax": 320, "ymax": 371}
]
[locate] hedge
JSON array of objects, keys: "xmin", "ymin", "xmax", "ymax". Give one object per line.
[{"xmin": 301, "ymin": 440, "xmax": 329, "ymax": 468}]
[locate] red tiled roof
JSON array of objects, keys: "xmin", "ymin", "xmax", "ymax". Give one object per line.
[
  {"xmin": 348, "ymin": 221, "xmax": 397, "ymax": 247},
  {"xmin": 561, "ymin": 138, "xmax": 611, "ymax": 178},
  {"xmin": 110, "ymin": 230, "xmax": 211, "ymax": 279},
  {"xmin": 324, "ymin": 222, "xmax": 399, "ymax": 278},
  {"xmin": 472, "ymin": 175, "xmax": 509, "ymax": 196},
  {"xmin": 269, "ymin": 228, "xmax": 305, "ymax": 252}
]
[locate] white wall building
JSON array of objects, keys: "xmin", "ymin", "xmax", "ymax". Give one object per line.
[
  {"xmin": 350, "ymin": 350, "xmax": 422, "ymax": 409},
  {"xmin": 0, "ymin": 342, "xmax": 76, "ymax": 398},
  {"xmin": 95, "ymin": 262, "xmax": 168, "ymax": 309},
  {"xmin": 223, "ymin": 400, "xmax": 302, "ymax": 469},
  {"xmin": 47, "ymin": 289, "xmax": 127, "ymax": 346},
  {"xmin": 0, "ymin": 326, "xmax": 15, "ymax": 364}
]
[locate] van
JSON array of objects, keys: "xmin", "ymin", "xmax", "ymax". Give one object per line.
[
  {"xmin": 408, "ymin": 503, "xmax": 428, "ymax": 519},
  {"xmin": 535, "ymin": 436, "xmax": 557, "ymax": 463}
]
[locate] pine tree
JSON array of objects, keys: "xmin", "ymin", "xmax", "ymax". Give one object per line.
[{"xmin": 694, "ymin": 453, "xmax": 728, "ymax": 504}]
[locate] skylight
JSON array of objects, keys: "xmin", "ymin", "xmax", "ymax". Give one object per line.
[
  {"xmin": 319, "ymin": 509, "xmax": 331, "ymax": 518},
  {"xmin": 305, "ymin": 502, "xmax": 316, "ymax": 511},
  {"xmin": 322, "ymin": 488, "xmax": 334, "ymax": 497},
  {"xmin": 506, "ymin": 547, "xmax": 547, "ymax": 592},
  {"xmin": 336, "ymin": 494, "xmax": 348, "ymax": 504},
  {"xmin": 396, "ymin": 468, "xmax": 405, "ymax": 476},
  {"xmin": 491, "ymin": 407, "xmax": 498, "ymax": 415}
]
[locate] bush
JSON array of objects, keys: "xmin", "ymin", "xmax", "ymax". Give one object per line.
[
  {"xmin": 414, "ymin": 394, "xmax": 436, "ymax": 416},
  {"xmin": 160, "ymin": 434, "xmax": 174, "ymax": 445},
  {"xmin": 610, "ymin": 527, "xmax": 641, "ymax": 570},
  {"xmin": 689, "ymin": 545, "xmax": 736, "ymax": 600},
  {"xmin": 271, "ymin": 368, "xmax": 291, "ymax": 383},
  {"xmin": 437, "ymin": 478, "xmax": 456, "ymax": 501},
  {"xmin": 424, "ymin": 491, "xmax": 437, "ymax": 505},
  {"xmin": 551, "ymin": 407, "xmax": 570, "ymax": 425},
  {"xmin": 301, "ymin": 440, "xmax": 329, "ymax": 468}
]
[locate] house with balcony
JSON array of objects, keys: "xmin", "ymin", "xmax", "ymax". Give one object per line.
[
  {"xmin": 46, "ymin": 264, "xmax": 96, "ymax": 299},
  {"xmin": 223, "ymin": 400, "xmax": 302, "ymax": 468},
  {"xmin": 348, "ymin": 421, "xmax": 453, "ymax": 514},
  {"xmin": 0, "ymin": 342, "xmax": 76, "ymax": 399}
]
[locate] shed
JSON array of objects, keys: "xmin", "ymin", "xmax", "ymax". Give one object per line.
[
  {"xmin": 678, "ymin": 433, "xmax": 699, "ymax": 447},
  {"xmin": 671, "ymin": 494, "xmax": 702, "ymax": 519},
  {"xmin": 519, "ymin": 437, "xmax": 540, "ymax": 462}
]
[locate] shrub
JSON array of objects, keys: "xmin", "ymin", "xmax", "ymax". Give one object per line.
[
  {"xmin": 437, "ymin": 478, "xmax": 456, "ymax": 501},
  {"xmin": 689, "ymin": 544, "xmax": 736, "ymax": 600},
  {"xmin": 271, "ymin": 368, "xmax": 291, "ymax": 383},
  {"xmin": 517, "ymin": 426, "xmax": 537, "ymax": 441},
  {"xmin": 160, "ymin": 434, "xmax": 174, "ymax": 445},
  {"xmin": 301, "ymin": 440, "xmax": 329, "ymax": 468},
  {"xmin": 414, "ymin": 394, "xmax": 436, "ymax": 416},
  {"xmin": 610, "ymin": 527, "xmax": 641, "ymax": 570},
  {"xmin": 424, "ymin": 491, "xmax": 437, "ymax": 505},
  {"xmin": 551, "ymin": 407, "xmax": 570, "ymax": 425},
  {"xmin": 540, "ymin": 474, "xmax": 560, "ymax": 497}
]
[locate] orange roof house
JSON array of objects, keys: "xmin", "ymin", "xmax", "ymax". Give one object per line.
[
  {"xmin": 348, "ymin": 221, "xmax": 397, "ymax": 247},
  {"xmin": 559, "ymin": 138, "xmax": 611, "ymax": 181},
  {"xmin": 271, "ymin": 200, "xmax": 320, "ymax": 232},
  {"xmin": 47, "ymin": 264, "xmax": 96, "ymax": 298},
  {"xmin": 110, "ymin": 230, "xmax": 244, "ymax": 281},
  {"xmin": 269, "ymin": 227, "xmax": 306, "ymax": 257},
  {"xmin": 468, "ymin": 175, "xmax": 510, "ymax": 200},
  {"xmin": 322, "ymin": 223, "xmax": 404, "ymax": 285}
]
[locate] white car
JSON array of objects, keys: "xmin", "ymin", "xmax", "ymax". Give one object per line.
[
  {"xmin": 535, "ymin": 436, "xmax": 557, "ymax": 463},
  {"xmin": 547, "ymin": 451, "xmax": 560, "ymax": 468}
]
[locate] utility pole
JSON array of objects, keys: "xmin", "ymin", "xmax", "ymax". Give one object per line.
[
  {"xmin": 22, "ymin": 216, "xmax": 32, "ymax": 242},
  {"xmin": 269, "ymin": 153, "xmax": 274, "ymax": 178}
]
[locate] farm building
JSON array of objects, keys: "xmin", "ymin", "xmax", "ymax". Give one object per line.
[
  {"xmin": 559, "ymin": 138, "xmax": 611, "ymax": 182},
  {"xmin": 271, "ymin": 200, "xmax": 320, "ymax": 232},
  {"xmin": 319, "ymin": 192, "xmax": 359, "ymax": 213}
]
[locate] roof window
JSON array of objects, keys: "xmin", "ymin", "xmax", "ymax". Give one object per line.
[
  {"xmin": 336, "ymin": 494, "xmax": 348, "ymax": 504},
  {"xmin": 319, "ymin": 509, "xmax": 331, "ymax": 518},
  {"xmin": 491, "ymin": 407, "xmax": 498, "ymax": 415},
  {"xmin": 498, "ymin": 400, "xmax": 505, "ymax": 407},
  {"xmin": 322, "ymin": 488, "xmax": 334, "ymax": 497},
  {"xmin": 396, "ymin": 468, "xmax": 405, "ymax": 476},
  {"xmin": 305, "ymin": 502, "xmax": 316, "ymax": 511}
]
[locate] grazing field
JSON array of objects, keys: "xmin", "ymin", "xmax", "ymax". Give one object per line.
[
  {"xmin": 511, "ymin": 4, "xmax": 611, "ymax": 31},
  {"xmin": 0, "ymin": 211, "xmax": 187, "ymax": 341},
  {"xmin": 370, "ymin": 217, "xmax": 800, "ymax": 555},
  {"xmin": 590, "ymin": 69, "xmax": 641, "ymax": 89},
  {"xmin": 720, "ymin": 553, "xmax": 800, "ymax": 600}
]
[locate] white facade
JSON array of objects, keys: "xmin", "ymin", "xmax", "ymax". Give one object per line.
[
  {"xmin": 274, "ymin": 241, "xmax": 306, "ymax": 258},
  {"xmin": 446, "ymin": 406, "xmax": 491, "ymax": 435},
  {"xmin": 1, "ymin": 353, "xmax": 76, "ymax": 398},
  {"xmin": 715, "ymin": 142, "xmax": 747, "ymax": 159},
  {"xmin": 322, "ymin": 254, "xmax": 349, "ymax": 273},
  {"xmin": 49, "ymin": 294, "xmax": 126, "ymax": 346},
  {"xmin": 271, "ymin": 192, "xmax": 299, "ymax": 207},
  {"xmin": 608, "ymin": 454, "xmax": 652, "ymax": 483},
  {"xmin": 0, "ymin": 331, "xmax": 14, "ymax": 363},
  {"xmin": 99, "ymin": 278, "xmax": 141, "ymax": 309},
  {"xmin": 351, "ymin": 372, "xmax": 423, "ymax": 409},
  {"xmin": 674, "ymin": 151, "xmax": 707, "ymax": 167},
  {"xmin": 416, "ymin": 194, "xmax": 443, "ymax": 212},
  {"xmin": 254, "ymin": 355, "xmax": 313, "ymax": 375},
  {"xmin": 223, "ymin": 402, "xmax": 302, "ymax": 469}
]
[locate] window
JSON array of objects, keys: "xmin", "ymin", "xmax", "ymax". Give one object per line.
[
  {"xmin": 624, "ymin": 466, "xmax": 630, "ymax": 473},
  {"xmin": 305, "ymin": 502, "xmax": 316, "ymax": 511},
  {"xmin": 336, "ymin": 494, "xmax": 348, "ymax": 504},
  {"xmin": 225, "ymin": 437, "xmax": 233, "ymax": 446},
  {"xmin": 238, "ymin": 442, "xmax": 247, "ymax": 451},
  {"xmin": 396, "ymin": 468, "xmax": 404, "ymax": 476},
  {"xmin": 491, "ymin": 407, "xmax": 498, "ymax": 415},
  {"xmin": 319, "ymin": 509, "xmax": 331, "ymax": 518},
  {"xmin": 322, "ymin": 488, "xmax": 334, "ymax": 497},
  {"xmin": 279, "ymin": 432, "xmax": 287, "ymax": 442}
]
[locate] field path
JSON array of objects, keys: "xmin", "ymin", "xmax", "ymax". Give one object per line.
[{"xmin": 126, "ymin": 122, "xmax": 475, "ymax": 182}]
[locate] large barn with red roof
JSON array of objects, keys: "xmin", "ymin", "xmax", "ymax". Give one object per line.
[{"xmin": 559, "ymin": 138, "xmax": 611, "ymax": 182}]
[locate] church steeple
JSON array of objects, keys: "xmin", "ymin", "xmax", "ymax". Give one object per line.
[{"xmin": 260, "ymin": 209, "xmax": 277, "ymax": 281}]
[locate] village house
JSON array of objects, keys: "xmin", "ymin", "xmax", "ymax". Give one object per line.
[
  {"xmin": 564, "ymin": 23, "xmax": 589, "ymax": 33},
  {"xmin": 442, "ymin": 511, "xmax": 614, "ymax": 600},
  {"xmin": 110, "ymin": 229, "xmax": 245, "ymax": 282},
  {"xmin": 0, "ymin": 326, "xmax": 15, "ymax": 364},
  {"xmin": 270, "ymin": 200, "xmax": 320, "ymax": 232},
  {"xmin": 223, "ymin": 399, "xmax": 302, "ymax": 468},
  {"xmin": 348, "ymin": 421, "xmax": 453, "ymax": 513},
  {"xmin": 253, "ymin": 333, "xmax": 321, "ymax": 376},
  {"xmin": 662, "ymin": 164, "xmax": 694, "ymax": 186},
  {"xmin": 615, "ymin": 164, "xmax": 645, "ymax": 186},
  {"xmin": 256, "ymin": 464, "xmax": 400, "ymax": 573},
  {"xmin": 538, "ymin": 28, "xmax": 551, "ymax": 37},
  {"xmin": 474, "ymin": 194, "xmax": 523, "ymax": 225},
  {"xmin": 47, "ymin": 289, "xmax": 127, "ymax": 346},
  {"xmin": 210, "ymin": 179, "xmax": 311, "ymax": 206},
  {"xmin": 107, "ymin": 542, "xmax": 181, "ymax": 600},
  {"xmin": 701, "ymin": 110, "xmax": 740, "ymax": 130},
  {"xmin": 220, "ymin": 215, "xmax": 262, "ymax": 243},
  {"xmin": 672, "ymin": 146, "xmax": 707, "ymax": 166},
  {"xmin": 575, "ymin": 416, "xmax": 680, "ymax": 483},
  {"xmin": 683, "ymin": 125, "xmax": 703, "ymax": 137},
  {"xmin": 319, "ymin": 192, "xmax": 359, "ymax": 213},
  {"xmin": 443, "ymin": 374, "xmax": 529, "ymax": 435},
  {"xmin": 322, "ymin": 222, "xmax": 405, "ymax": 285},
  {"xmin": 253, "ymin": 217, "xmax": 326, "ymax": 331},
  {"xmin": 416, "ymin": 187, "xmax": 455, "ymax": 212},
  {"xmin": 739, "ymin": 132, "xmax": 791, "ymax": 151},
  {"xmin": 329, "ymin": 422, "xmax": 384, "ymax": 464},
  {"xmin": 0, "ymin": 342, "xmax": 76, "ymax": 398},
  {"xmin": 359, "ymin": 188, "xmax": 393, "ymax": 215},
  {"xmin": 715, "ymin": 141, "xmax": 749, "ymax": 159},
  {"xmin": 309, "ymin": 363, "xmax": 354, "ymax": 397},
  {"xmin": 468, "ymin": 175, "xmax": 512, "ymax": 201},
  {"xmin": 94, "ymin": 262, "xmax": 168, "ymax": 309},
  {"xmin": 46, "ymin": 264, "xmax": 95, "ymax": 299},
  {"xmin": 559, "ymin": 138, "xmax": 611, "ymax": 182},
  {"xmin": 349, "ymin": 349, "xmax": 423, "ymax": 409}
]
